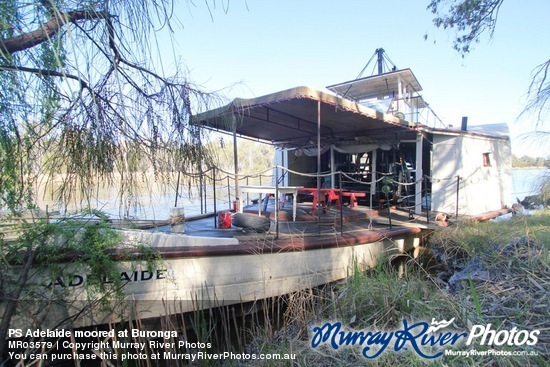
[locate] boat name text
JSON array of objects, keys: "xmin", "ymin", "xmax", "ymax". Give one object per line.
[{"xmin": 45, "ymin": 269, "xmax": 169, "ymax": 288}]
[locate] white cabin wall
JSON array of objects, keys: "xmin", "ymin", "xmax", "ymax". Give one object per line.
[
  {"xmin": 460, "ymin": 136, "xmax": 502, "ymax": 215},
  {"xmin": 431, "ymin": 135, "xmax": 463, "ymax": 215},
  {"xmin": 432, "ymin": 133, "xmax": 511, "ymax": 216}
]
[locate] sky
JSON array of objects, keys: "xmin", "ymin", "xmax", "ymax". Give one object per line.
[{"xmin": 158, "ymin": 0, "xmax": 549, "ymax": 157}]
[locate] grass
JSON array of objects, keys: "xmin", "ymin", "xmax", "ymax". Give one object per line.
[
  {"xmin": 7, "ymin": 210, "xmax": 546, "ymax": 366},
  {"xmin": 239, "ymin": 209, "xmax": 550, "ymax": 366}
]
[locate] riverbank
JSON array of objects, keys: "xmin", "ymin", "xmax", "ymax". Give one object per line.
[{"xmin": 239, "ymin": 209, "xmax": 549, "ymax": 366}]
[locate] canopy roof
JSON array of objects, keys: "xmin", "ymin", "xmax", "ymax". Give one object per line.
[
  {"xmin": 192, "ymin": 86, "xmax": 417, "ymax": 148},
  {"xmin": 192, "ymin": 86, "xmax": 509, "ymax": 149},
  {"xmin": 326, "ymin": 68, "xmax": 422, "ymax": 101}
]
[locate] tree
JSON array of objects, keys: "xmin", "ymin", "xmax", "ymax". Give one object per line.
[
  {"xmin": 0, "ymin": 1, "xmax": 218, "ymax": 213},
  {"xmin": 426, "ymin": 0, "xmax": 549, "ymax": 127},
  {"xmin": 0, "ymin": 0, "xmax": 220, "ymax": 358}
]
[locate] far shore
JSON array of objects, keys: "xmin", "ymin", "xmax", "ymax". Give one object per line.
[{"xmin": 512, "ymin": 166, "xmax": 549, "ymax": 170}]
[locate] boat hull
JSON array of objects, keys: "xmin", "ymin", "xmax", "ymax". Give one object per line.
[{"xmin": 3, "ymin": 227, "xmax": 424, "ymax": 331}]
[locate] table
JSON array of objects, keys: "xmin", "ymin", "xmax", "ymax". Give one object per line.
[
  {"xmin": 298, "ymin": 188, "xmax": 368, "ymax": 215},
  {"xmin": 341, "ymin": 191, "xmax": 367, "ymax": 207},
  {"xmin": 298, "ymin": 188, "xmax": 343, "ymax": 215},
  {"xmin": 239, "ymin": 185, "xmax": 303, "ymax": 221}
]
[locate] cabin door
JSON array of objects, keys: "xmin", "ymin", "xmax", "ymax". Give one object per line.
[{"xmin": 431, "ymin": 140, "xmax": 465, "ymax": 215}]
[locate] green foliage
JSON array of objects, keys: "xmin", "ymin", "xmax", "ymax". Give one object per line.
[
  {"xmin": 512, "ymin": 154, "xmax": 550, "ymax": 168},
  {"xmin": 0, "ymin": 216, "xmax": 164, "ymax": 360},
  {"xmin": 426, "ymin": 1, "xmax": 549, "ymax": 133},
  {"xmin": 342, "ymin": 258, "xmax": 458, "ymax": 330},
  {"xmin": 432, "ymin": 210, "xmax": 550, "ymax": 260},
  {"xmin": 0, "ymin": 1, "xmax": 69, "ymax": 211},
  {"xmin": 0, "ymin": 1, "xmax": 212, "ymax": 352},
  {"xmin": 468, "ymin": 278, "xmax": 482, "ymax": 317},
  {"xmin": 0, "ymin": 1, "xmax": 221, "ymax": 214},
  {"xmin": 205, "ymin": 137, "xmax": 275, "ymax": 182},
  {"xmin": 0, "ymin": 0, "xmax": 218, "ymax": 360},
  {"xmin": 536, "ymin": 172, "xmax": 550, "ymax": 204},
  {"xmin": 7, "ymin": 219, "xmax": 116, "ymax": 292},
  {"xmin": 426, "ymin": 0, "xmax": 504, "ymax": 55},
  {"xmin": 210, "ymin": 138, "xmax": 274, "ymax": 172}
]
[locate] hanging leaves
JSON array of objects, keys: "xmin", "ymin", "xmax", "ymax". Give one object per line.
[{"xmin": 0, "ymin": 1, "xmax": 221, "ymax": 212}]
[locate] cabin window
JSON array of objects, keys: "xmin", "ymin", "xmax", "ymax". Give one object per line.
[{"xmin": 483, "ymin": 152, "xmax": 492, "ymax": 167}]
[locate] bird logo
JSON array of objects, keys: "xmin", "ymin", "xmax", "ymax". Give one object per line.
[{"xmin": 426, "ymin": 318, "xmax": 455, "ymax": 333}]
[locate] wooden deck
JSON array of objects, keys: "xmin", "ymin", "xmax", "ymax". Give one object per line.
[
  {"xmin": 170, "ymin": 197, "xmax": 431, "ymax": 242},
  {"xmin": 3, "ymin": 200, "xmax": 431, "ymax": 331}
]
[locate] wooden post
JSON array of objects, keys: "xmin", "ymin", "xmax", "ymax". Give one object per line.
[
  {"xmin": 213, "ymin": 168, "xmax": 217, "ymax": 228},
  {"xmin": 415, "ymin": 132, "xmax": 423, "ymax": 214},
  {"xmin": 339, "ymin": 171, "xmax": 343, "ymax": 236},
  {"xmin": 227, "ymin": 176, "xmax": 231, "ymax": 211},
  {"xmin": 387, "ymin": 190, "xmax": 392, "ymax": 229},
  {"xmin": 233, "ymin": 115, "xmax": 240, "ymax": 212},
  {"xmin": 370, "ymin": 149, "xmax": 377, "ymax": 208},
  {"xmin": 275, "ymin": 165, "xmax": 279, "ymax": 239},
  {"xmin": 198, "ymin": 132, "xmax": 204, "ymax": 214},
  {"xmin": 425, "ymin": 175, "xmax": 429, "ymax": 225},
  {"xmin": 317, "ymin": 100, "xmax": 321, "ymax": 225},
  {"xmin": 330, "ymin": 145, "xmax": 335, "ymax": 189}
]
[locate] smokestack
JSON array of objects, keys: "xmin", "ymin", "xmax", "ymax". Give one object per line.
[
  {"xmin": 461, "ymin": 116, "xmax": 468, "ymax": 131},
  {"xmin": 376, "ymin": 48, "xmax": 385, "ymax": 75}
]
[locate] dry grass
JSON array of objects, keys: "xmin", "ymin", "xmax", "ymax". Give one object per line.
[
  {"xmin": 9, "ymin": 211, "xmax": 545, "ymax": 366},
  {"xmin": 239, "ymin": 209, "xmax": 550, "ymax": 366}
]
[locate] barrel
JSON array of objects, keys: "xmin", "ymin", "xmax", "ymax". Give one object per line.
[{"xmin": 218, "ymin": 212, "xmax": 232, "ymax": 229}]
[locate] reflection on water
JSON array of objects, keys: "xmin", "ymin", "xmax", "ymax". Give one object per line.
[
  {"xmin": 511, "ymin": 169, "xmax": 549, "ymax": 203},
  {"xmin": 34, "ymin": 174, "xmax": 237, "ymax": 220},
  {"xmin": 33, "ymin": 169, "xmax": 547, "ymax": 220},
  {"xmin": 36, "ymin": 174, "xmax": 264, "ymax": 220}
]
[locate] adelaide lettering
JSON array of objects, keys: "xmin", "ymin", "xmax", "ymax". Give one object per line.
[{"xmin": 46, "ymin": 269, "xmax": 168, "ymax": 288}]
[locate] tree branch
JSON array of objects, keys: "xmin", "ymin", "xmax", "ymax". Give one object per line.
[
  {"xmin": 0, "ymin": 9, "xmax": 109, "ymax": 55},
  {"xmin": 0, "ymin": 65, "xmax": 89, "ymax": 89}
]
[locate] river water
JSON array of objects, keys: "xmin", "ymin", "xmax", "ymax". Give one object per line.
[
  {"xmin": 32, "ymin": 169, "xmax": 548, "ymax": 220},
  {"xmin": 511, "ymin": 168, "xmax": 549, "ymax": 203}
]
